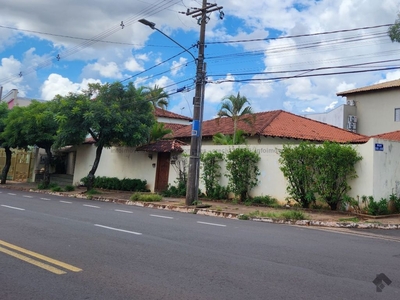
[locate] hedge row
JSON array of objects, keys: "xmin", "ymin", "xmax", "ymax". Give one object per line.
[{"xmin": 81, "ymin": 176, "xmax": 148, "ymax": 192}]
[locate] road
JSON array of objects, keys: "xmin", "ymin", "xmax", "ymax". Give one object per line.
[{"xmin": 0, "ymin": 189, "xmax": 399, "ymax": 300}]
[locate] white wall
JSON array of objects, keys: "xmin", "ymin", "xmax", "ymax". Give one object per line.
[
  {"xmin": 73, "ymin": 145, "xmax": 158, "ymax": 191},
  {"xmin": 304, "ymin": 104, "xmax": 357, "ymax": 130}
]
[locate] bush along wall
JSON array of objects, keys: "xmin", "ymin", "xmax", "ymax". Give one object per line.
[
  {"xmin": 279, "ymin": 141, "xmax": 362, "ymax": 210},
  {"xmin": 80, "ymin": 176, "xmax": 148, "ymax": 192}
]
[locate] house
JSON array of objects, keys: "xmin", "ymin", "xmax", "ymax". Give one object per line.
[
  {"xmin": 0, "ymin": 88, "xmax": 46, "ymax": 109},
  {"xmin": 71, "ymin": 108, "xmax": 191, "ymax": 192},
  {"xmin": 306, "ymin": 78, "xmax": 400, "ymax": 136}
]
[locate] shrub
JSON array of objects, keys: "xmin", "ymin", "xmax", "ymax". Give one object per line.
[
  {"xmin": 201, "ymin": 151, "xmax": 225, "ymax": 198},
  {"xmin": 367, "ymin": 197, "xmax": 389, "ymax": 216},
  {"xmin": 207, "ymin": 184, "xmax": 230, "ymax": 200},
  {"xmin": 390, "ymin": 193, "xmax": 400, "ymax": 213},
  {"xmin": 225, "ymin": 147, "xmax": 260, "ymax": 202},
  {"xmin": 248, "ymin": 195, "xmax": 278, "ymax": 207},
  {"xmin": 80, "ymin": 176, "xmax": 147, "ymax": 192},
  {"xmin": 130, "ymin": 193, "xmax": 162, "ymax": 202},
  {"xmin": 64, "ymin": 185, "xmax": 75, "ymax": 192},
  {"xmin": 51, "ymin": 186, "xmax": 63, "ymax": 192}
]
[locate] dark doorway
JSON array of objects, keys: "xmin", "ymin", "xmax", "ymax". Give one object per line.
[{"xmin": 155, "ymin": 152, "xmax": 170, "ymax": 192}]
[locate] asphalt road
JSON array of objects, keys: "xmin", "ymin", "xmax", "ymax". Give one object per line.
[{"xmin": 1, "ymin": 189, "xmax": 399, "ymax": 300}]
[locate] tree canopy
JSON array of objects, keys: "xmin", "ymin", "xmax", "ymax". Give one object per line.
[
  {"xmin": 388, "ymin": 14, "xmax": 400, "ymax": 43},
  {"xmin": 54, "ymin": 81, "xmax": 155, "ymax": 190},
  {"xmin": 217, "ymin": 92, "xmax": 253, "ymax": 144}
]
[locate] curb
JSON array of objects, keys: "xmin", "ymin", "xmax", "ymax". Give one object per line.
[{"xmin": 2, "ymin": 185, "xmax": 400, "ymax": 230}]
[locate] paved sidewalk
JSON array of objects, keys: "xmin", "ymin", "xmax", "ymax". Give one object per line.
[{"xmin": 1, "ymin": 181, "xmax": 400, "ymax": 229}]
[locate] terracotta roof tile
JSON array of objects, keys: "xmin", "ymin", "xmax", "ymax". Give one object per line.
[
  {"xmin": 371, "ymin": 130, "xmax": 400, "ymax": 141},
  {"xmin": 155, "ymin": 107, "xmax": 192, "ymax": 121},
  {"xmin": 337, "ymin": 78, "xmax": 400, "ymax": 96},
  {"xmin": 173, "ymin": 110, "xmax": 368, "ymax": 143},
  {"xmin": 136, "ymin": 139, "xmax": 187, "ymax": 152}
]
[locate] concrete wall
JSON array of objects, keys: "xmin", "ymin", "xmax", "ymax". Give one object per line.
[
  {"xmin": 72, "ymin": 145, "xmax": 158, "ymax": 191},
  {"xmin": 70, "ymin": 137, "xmax": 400, "ymax": 204},
  {"xmin": 345, "ymin": 90, "xmax": 400, "ymax": 136},
  {"xmin": 304, "ymin": 104, "xmax": 357, "ymax": 130}
]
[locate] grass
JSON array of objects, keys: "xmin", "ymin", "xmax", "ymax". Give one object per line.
[
  {"xmin": 338, "ymin": 217, "xmax": 360, "ymax": 223},
  {"xmin": 247, "ymin": 210, "xmax": 308, "ymax": 221},
  {"xmin": 86, "ymin": 189, "xmax": 102, "ymax": 195},
  {"xmin": 130, "ymin": 193, "xmax": 162, "ymax": 202}
]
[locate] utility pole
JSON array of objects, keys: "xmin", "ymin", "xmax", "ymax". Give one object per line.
[{"xmin": 185, "ymin": 0, "xmax": 223, "ymax": 206}]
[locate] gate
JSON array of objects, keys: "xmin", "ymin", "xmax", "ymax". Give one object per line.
[{"xmin": 0, "ymin": 149, "xmax": 34, "ymax": 181}]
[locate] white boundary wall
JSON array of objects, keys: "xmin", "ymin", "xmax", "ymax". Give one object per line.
[{"xmin": 71, "ymin": 138, "xmax": 400, "ymax": 202}]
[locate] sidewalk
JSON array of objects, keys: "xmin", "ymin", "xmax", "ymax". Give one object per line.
[{"xmin": 1, "ymin": 181, "xmax": 400, "ymax": 229}]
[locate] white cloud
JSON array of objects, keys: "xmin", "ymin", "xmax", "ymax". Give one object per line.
[
  {"xmin": 171, "ymin": 57, "xmax": 188, "ymax": 76},
  {"xmin": 205, "ymin": 74, "xmax": 235, "ymax": 104},
  {"xmin": 325, "ymin": 101, "xmax": 338, "ymax": 111},
  {"xmin": 40, "ymin": 73, "xmax": 101, "ymax": 99},
  {"xmin": 124, "ymin": 57, "xmax": 144, "ymax": 72},
  {"xmin": 302, "ymin": 107, "xmax": 315, "ymax": 113},
  {"xmin": 82, "ymin": 61, "xmax": 122, "ymax": 79}
]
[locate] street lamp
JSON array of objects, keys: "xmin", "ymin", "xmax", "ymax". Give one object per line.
[
  {"xmin": 139, "ymin": 18, "xmax": 206, "ymax": 206},
  {"xmin": 138, "ymin": 19, "xmax": 197, "ymax": 62}
]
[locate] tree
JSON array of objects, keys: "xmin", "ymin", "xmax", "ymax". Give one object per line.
[
  {"xmin": 0, "ymin": 102, "xmax": 11, "ymax": 184},
  {"xmin": 149, "ymin": 122, "xmax": 172, "ymax": 142},
  {"xmin": 144, "ymin": 84, "xmax": 169, "ymax": 109},
  {"xmin": 212, "ymin": 130, "xmax": 247, "ymax": 145},
  {"xmin": 217, "ymin": 92, "xmax": 253, "ymax": 144},
  {"xmin": 388, "ymin": 14, "xmax": 400, "ymax": 42},
  {"xmin": 54, "ymin": 82, "xmax": 155, "ymax": 190},
  {"xmin": 2, "ymin": 101, "xmax": 59, "ymax": 187}
]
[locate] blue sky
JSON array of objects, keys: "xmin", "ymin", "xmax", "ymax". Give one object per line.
[{"xmin": 1, "ymin": 0, "xmax": 400, "ymax": 120}]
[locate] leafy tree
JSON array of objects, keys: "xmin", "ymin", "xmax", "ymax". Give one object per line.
[
  {"xmin": 0, "ymin": 102, "xmax": 11, "ymax": 184},
  {"xmin": 144, "ymin": 84, "xmax": 169, "ymax": 109},
  {"xmin": 212, "ymin": 130, "xmax": 247, "ymax": 145},
  {"xmin": 225, "ymin": 147, "xmax": 260, "ymax": 202},
  {"xmin": 313, "ymin": 142, "xmax": 362, "ymax": 210},
  {"xmin": 2, "ymin": 101, "xmax": 58, "ymax": 187},
  {"xmin": 279, "ymin": 142, "xmax": 317, "ymax": 208},
  {"xmin": 388, "ymin": 14, "xmax": 400, "ymax": 42},
  {"xmin": 217, "ymin": 92, "xmax": 253, "ymax": 144},
  {"xmin": 149, "ymin": 122, "xmax": 172, "ymax": 142},
  {"xmin": 54, "ymin": 82, "xmax": 155, "ymax": 190}
]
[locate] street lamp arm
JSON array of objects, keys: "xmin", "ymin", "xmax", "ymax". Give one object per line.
[{"xmin": 138, "ymin": 19, "xmax": 197, "ymax": 63}]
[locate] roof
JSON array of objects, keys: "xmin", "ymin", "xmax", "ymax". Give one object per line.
[
  {"xmin": 371, "ymin": 130, "xmax": 400, "ymax": 142},
  {"xmin": 337, "ymin": 78, "xmax": 400, "ymax": 96},
  {"xmin": 154, "ymin": 107, "xmax": 192, "ymax": 121},
  {"xmin": 173, "ymin": 110, "xmax": 368, "ymax": 143},
  {"xmin": 135, "ymin": 139, "xmax": 187, "ymax": 152}
]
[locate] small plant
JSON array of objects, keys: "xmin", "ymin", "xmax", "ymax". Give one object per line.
[
  {"xmin": 389, "ymin": 193, "xmax": 400, "ymax": 213},
  {"xmin": 37, "ymin": 182, "xmax": 48, "ymax": 190},
  {"xmin": 238, "ymin": 214, "xmax": 250, "ymax": 220},
  {"xmin": 51, "ymin": 186, "xmax": 63, "ymax": 192},
  {"xmin": 86, "ymin": 189, "xmax": 101, "ymax": 195},
  {"xmin": 64, "ymin": 185, "xmax": 75, "ymax": 192},
  {"xmin": 367, "ymin": 197, "xmax": 389, "ymax": 216},
  {"xmin": 130, "ymin": 193, "xmax": 162, "ymax": 202},
  {"xmin": 248, "ymin": 210, "xmax": 307, "ymax": 220},
  {"xmin": 249, "ymin": 195, "xmax": 278, "ymax": 207}
]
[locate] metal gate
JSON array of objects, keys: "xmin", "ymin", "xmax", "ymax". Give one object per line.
[{"xmin": 0, "ymin": 149, "xmax": 34, "ymax": 181}]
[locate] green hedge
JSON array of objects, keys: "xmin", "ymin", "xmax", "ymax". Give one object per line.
[{"xmin": 81, "ymin": 176, "xmax": 148, "ymax": 192}]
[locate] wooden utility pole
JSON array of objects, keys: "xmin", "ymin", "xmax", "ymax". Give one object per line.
[{"xmin": 185, "ymin": 0, "xmax": 223, "ymax": 206}]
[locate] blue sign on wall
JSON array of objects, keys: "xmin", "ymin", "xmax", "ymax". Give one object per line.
[{"xmin": 375, "ymin": 143, "xmax": 384, "ymax": 151}]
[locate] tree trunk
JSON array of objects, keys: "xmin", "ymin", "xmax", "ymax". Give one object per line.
[
  {"xmin": 43, "ymin": 147, "xmax": 53, "ymax": 188},
  {"xmin": 86, "ymin": 144, "xmax": 104, "ymax": 191},
  {"xmin": 1, "ymin": 147, "xmax": 12, "ymax": 184}
]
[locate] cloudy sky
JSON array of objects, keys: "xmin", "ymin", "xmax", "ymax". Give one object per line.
[{"xmin": 1, "ymin": 0, "xmax": 400, "ymax": 120}]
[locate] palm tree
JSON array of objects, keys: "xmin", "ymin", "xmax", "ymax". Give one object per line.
[
  {"xmin": 212, "ymin": 130, "xmax": 247, "ymax": 145},
  {"xmin": 145, "ymin": 84, "xmax": 169, "ymax": 109},
  {"xmin": 149, "ymin": 122, "xmax": 172, "ymax": 142},
  {"xmin": 217, "ymin": 92, "xmax": 253, "ymax": 144}
]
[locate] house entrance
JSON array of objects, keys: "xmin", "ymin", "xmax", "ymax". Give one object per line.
[{"xmin": 154, "ymin": 152, "xmax": 170, "ymax": 192}]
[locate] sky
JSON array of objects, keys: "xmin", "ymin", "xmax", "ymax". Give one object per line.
[{"xmin": 1, "ymin": 0, "xmax": 400, "ymax": 120}]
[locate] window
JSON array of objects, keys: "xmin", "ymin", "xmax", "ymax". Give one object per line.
[{"xmin": 395, "ymin": 108, "xmax": 400, "ymax": 122}]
